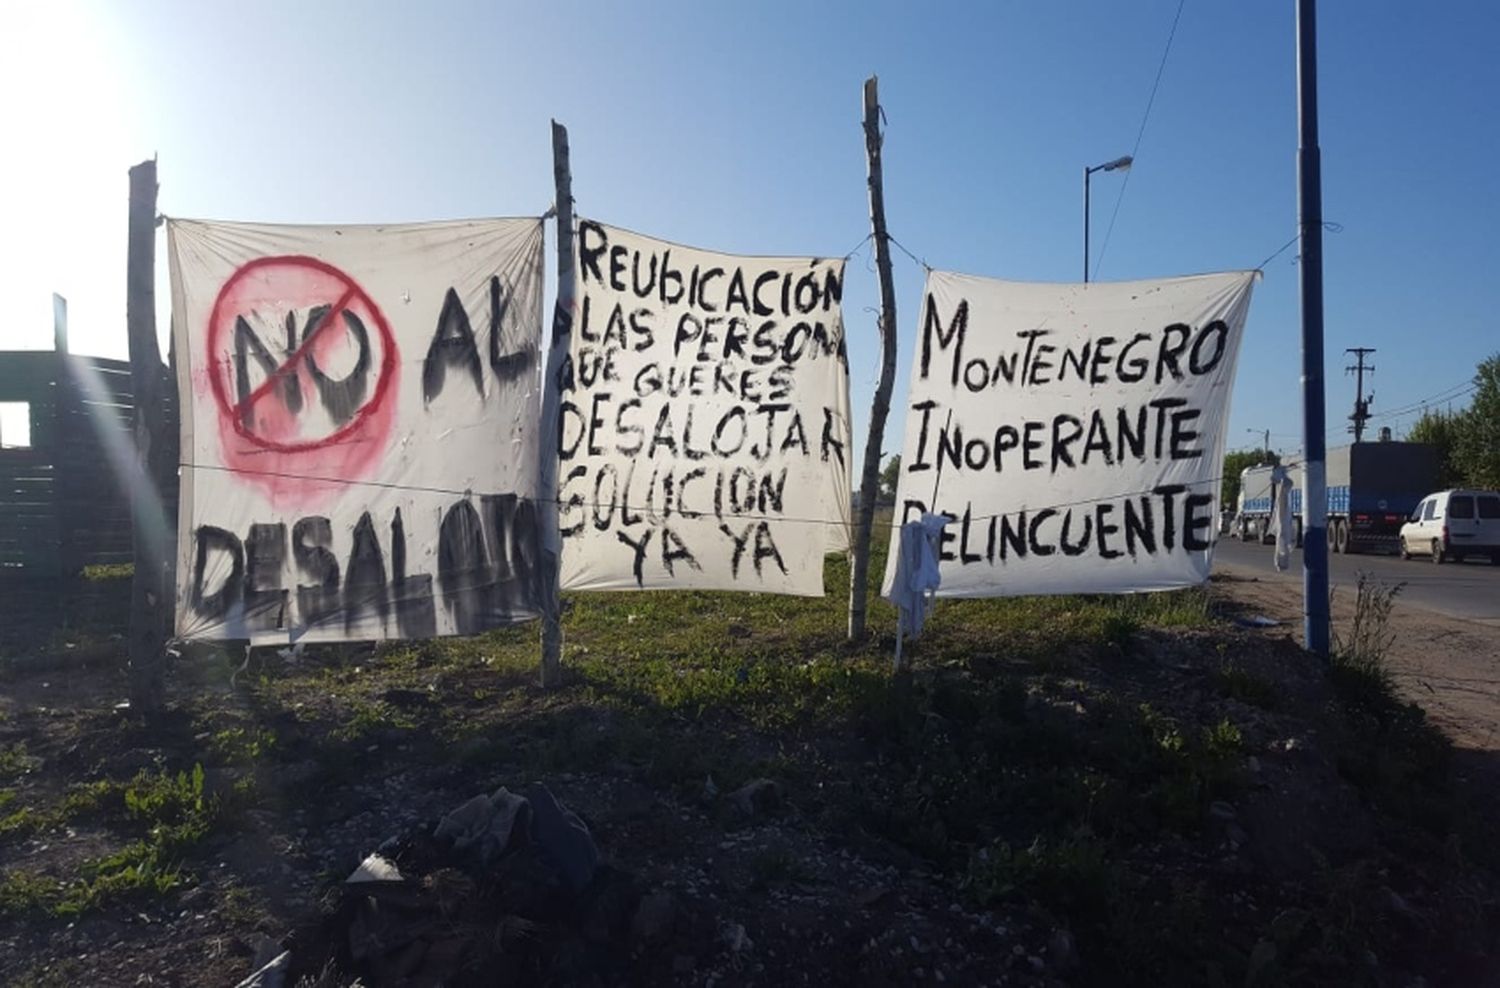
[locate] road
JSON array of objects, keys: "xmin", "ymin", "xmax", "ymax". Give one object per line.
[{"xmin": 1213, "ymin": 537, "xmax": 1500, "ymax": 626}]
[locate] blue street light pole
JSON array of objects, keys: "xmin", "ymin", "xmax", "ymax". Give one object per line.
[
  {"xmin": 1297, "ymin": 0, "xmax": 1330, "ymax": 658},
  {"xmin": 1083, "ymin": 155, "xmax": 1132, "ymax": 283}
]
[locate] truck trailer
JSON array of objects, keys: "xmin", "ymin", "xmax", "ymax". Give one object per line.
[{"xmin": 1235, "ymin": 442, "xmax": 1439, "ymax": 554}]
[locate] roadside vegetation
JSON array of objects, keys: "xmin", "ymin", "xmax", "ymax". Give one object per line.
[{"xmin": 0, "ymin": 547, "xmax": 1495, "ymax": 985}]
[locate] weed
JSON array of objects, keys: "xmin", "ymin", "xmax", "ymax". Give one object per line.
[
  {"xmin": 964, "ymin": 831, "xmax": 1116, "ymax": 921},
  {"xmin": 333, "ymin": 701, "xmax": 418, "ymax": 742},
  {"xmin": 218, "ymin": 883, "xmax": 268, "ymax": 927},
  {"xmin": 1216, "ymin": 663, "xmax": 1278, "ymax": 710},
  {"xmin": 1101, "ymin": 612, "xmax": 1141, "ymax": 650},
  {"xmin": 55, "ymin": 842, "xmax": 184, "ymax": 916},
  {"xmin": 124, "ymin": 764, "xmax": 206, "ymax": 825},
  {"xmin": 0, "ymin": 806, "xmax": 45, "ymax": 840},
  {"xmin": 208, "ymin": 726, "xmax": 277, "ymax": 764},
  {"xmin": 1203, "ymin": 718, "xmax": 1244, "ymax": 760},
  {"xmin": 59, "ymin": 780, "xmax": 119, "ymax": 819},
  {"xmin": 0, "ymin": 871, "xmax": 59, "ymax": 916},
  {"xmin": 0, "ymin": 741, "xmax": 35, "ymax": 778},
  {"xmin": 1330, "ymin": 573, "xmax": 1402, "ymax": 698}
]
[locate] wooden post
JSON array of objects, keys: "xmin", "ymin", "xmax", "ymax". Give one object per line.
[
  {"xmin": 126, "ymin": 159, "xmax": 170, "ymax": 713},
  {"xmin": 848, "ymin": 76, "xmax": 901, "ymax": 642},
  {"xmin": 536, "ymin": 121, "xmax": 574, "ymax": 689},
  {"xmin": 52, "ymin": 293, "xmax": 80, "ymax": 580}
]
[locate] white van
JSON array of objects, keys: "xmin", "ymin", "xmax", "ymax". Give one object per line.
[{"xmin": 1399, "ymin": 490, "xmax": 1500, "ymax": 564}]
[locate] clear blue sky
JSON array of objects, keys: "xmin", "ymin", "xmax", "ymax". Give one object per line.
[{"xmin": 4, "ymin": 0, "xmax": 1496, "ymax": 460}]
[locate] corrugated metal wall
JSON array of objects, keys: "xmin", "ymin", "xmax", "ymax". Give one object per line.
[{"xmin": 0, "ymin": 350, "xmax": 177, "ymax": 579}]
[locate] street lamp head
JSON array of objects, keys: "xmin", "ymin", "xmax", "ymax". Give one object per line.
[{"xmin": 1103, "ymin": 155, "xmax": 1133, "ymax": 172}]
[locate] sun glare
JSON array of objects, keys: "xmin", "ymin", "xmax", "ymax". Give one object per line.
[{"xmin": 0, "ymin": 0, "xmax": 142, "ymax": 357}]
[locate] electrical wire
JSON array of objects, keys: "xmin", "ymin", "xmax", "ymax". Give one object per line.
[
  {"xmin": 887, "ymin": 234, "xmax": 931, "ymax": 272},
  {"xmin": 839, "ymin": 232, "xmax": 873, "ymax": 263},
  {"xmin": 1091, "ymin": 0, "xmax": 1187, "ymax": 281},
  {"xmin": 181, "ymin": 460, "xmax": 1241, "ymax": 531},
  {"xmin": 1366, "ymin": 382, "xmax": 1476, "ymax": 423},
  {"xmin": 1320, "ymin": 380, "xmax": 1477, "ymax": 439},
  {"xmin": 1252, "ymin": 222, "xmax": 1342, "ymax": 273}
]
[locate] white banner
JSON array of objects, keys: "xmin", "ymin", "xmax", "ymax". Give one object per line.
[
  {"xmin": 882, "ymin": 270, "xmax": 1255, "ymax": 598},
  {"xmin": 169, "ymin": 218, "xmax": 545, "ymax": 641},
  {"xmin": 558, "ymin": 221, "xmax": 852, "ymax": 595}
]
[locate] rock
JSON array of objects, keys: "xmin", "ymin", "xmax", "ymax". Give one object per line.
[
  {"xmin": 1048, "ymin": 928, "xmax": 1079, "ymax": 974},
  {"xmin": 723, "ymin": 922, "xmax": 753, "ymax": 953},
  {"xmin": 1382, "ymin": 887, "xmax": 1418, "ymax": 922},
  {"xmin": 1227, "ymin": 823, "xmax": 1250, "ymax": 847},
  {"xmin": 267, "ymin": 760, "xmax": 322, "ymax": 789},
  {"xmin": 433, "ymin": 789, "xmax": 531, "ymax": 865},
  {"xmin": 1246, "ymin": 755, "xmax": 1262, "ymax": 773},
  {"xmin": 854, "ymin": 886, "xmax": 892, "ymax": 908},
  {"xmin": 1269, "ymin": 907, "xmax": 1310, "ymax": 951},
  {"xmin": 729, "ymin": 779, "xmax": 783, "ymax": 817},
  {"xmin": 631, "ymin": 892, "xmax": 677, "ymax": 944},
  {"xmin": 523, "ymin": 783, "xmax": 599, "ymax": 891},
  {"xmin": 1246, "ymin": 939, "xmax": 1277, "ymax": 985},
  {"xmin": 1209, "ymin": 800, "xmax": 1238, "ymax": 822},
  {"xmin": 611, "ymin": 781, "xmax": 656, "ymax": 820}
]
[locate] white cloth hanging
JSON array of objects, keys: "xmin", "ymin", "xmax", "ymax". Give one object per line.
[
  {"xmin": 890, "ymin": 512, "xmax": 950, "ymax": 641},
  {"xmin": 1268, "ymin": 464, "xmax": 1293, "ymax": 572}
]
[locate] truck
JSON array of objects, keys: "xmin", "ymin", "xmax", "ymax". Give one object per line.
[{"xmin": 1234, "ymin": 441, "xmax": 1440, "ymax": 554}]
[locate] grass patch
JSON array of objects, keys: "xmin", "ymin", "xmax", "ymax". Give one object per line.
[
  {"xmin": 81, "ymin": 563, "xmax": 133, "ymax": 581},
  {"xmin": 332, "ymin": 701, "xmax": 418, "ymax": 743},
  {"xmin": 0, "ymin": 871, "xmax": 59, "ymax": 916},
  {"xmin": 964, "ymin": 830, "xmax": 1116, "ymax": 920},
  {"xmin": 1216, "ymin": 663, "xmax": 1279, "ymax": 709},
  {"xmin": 0, "ymin": 741, "xmax": 37, "ymax": 778},
  {"xmin": 207, "ymin": 726, "xmax": 277, "ymax": 765},
  {"xmin": 53, "ymin": 840, "xmax": 187, "ymax": 916},
  {"xmin": 0, "ymin": 765, "xmax": 223, "ymax": 918},
  {"xmin": 124, "ymin": 764, "xmax": 207, "ymax": 825}
]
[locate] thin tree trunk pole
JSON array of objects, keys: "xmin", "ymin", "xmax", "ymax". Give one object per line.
[
  {"xmin": 848, "ymin": 76, "xmax": 900, "ymax": 642},
  {"xmin": 127, "ymin": 159, "xmax": 169, "ymax": 713},
  {"xmin": 537, "ymin": 121, "xmax": 574, "ymax": 688}
]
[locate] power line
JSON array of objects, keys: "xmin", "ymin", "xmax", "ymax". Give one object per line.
[
  {"xmin": 1092, "ymin": 0, "xmax": 1187, "ymax": 280},
  {"xmin": 1321, "ymin": 380, "xmax": 1476, "ymax": 438},
  {"xmin": 1367, "ymin": 381, "xmax": 1475, "ymax": 423}
]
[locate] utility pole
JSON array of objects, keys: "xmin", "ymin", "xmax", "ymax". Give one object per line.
[
  {"xmin": 127, "ymin": 159, "xmax": 170, "ymax": 713},
  {"xmin": 848, "ymin": 76, "xmax": 900, "ymax": 643},
  {"xmin": 537, "ymin": 121, "xmax": 574, "ymax": 689},
  {"xmin": 1345, "ymin": 346, "xmax": 1375, "ymax": 442},
  {"xmin": 1296, "ymin": 0, "xmax": 1330, "ymax": 660}
]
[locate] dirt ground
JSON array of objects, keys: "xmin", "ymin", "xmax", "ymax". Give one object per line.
[
  {"xmin": 1215, "ymin": 565, "xmax": 1500, "ymax": 755},
  {"xmin": 3, "ymin": 575, "xmax": 1499, "ymax": 986}
]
